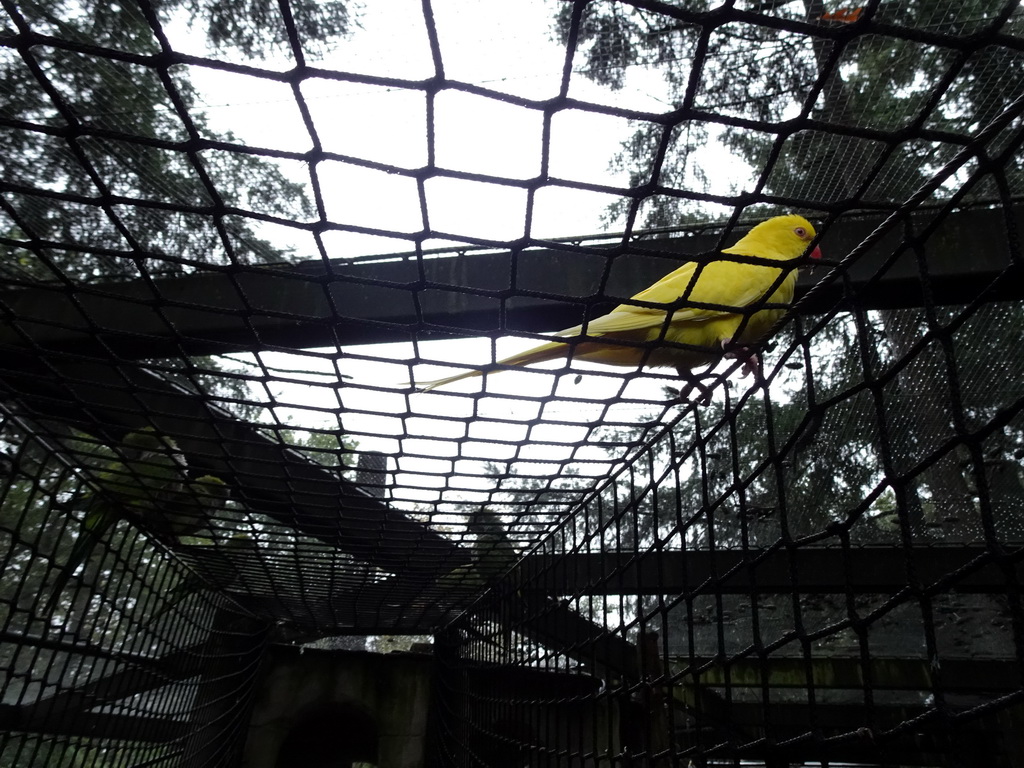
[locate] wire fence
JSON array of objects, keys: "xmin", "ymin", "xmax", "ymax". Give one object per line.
[{"xmin": 2, "ymin": 0, "xmax": 1024, "ymax": 765}]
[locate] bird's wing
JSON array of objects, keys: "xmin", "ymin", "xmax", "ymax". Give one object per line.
[
  {"xmin": 594, "ymin": 260, "xmax": 793, "ymax": 334},
  {"xmin": 625, "ymin": 261, "xmax": 701, "ymax": 308},
  {"xmin": 566, "ymin": 309, "xmax": 669, "ymax": 336}
]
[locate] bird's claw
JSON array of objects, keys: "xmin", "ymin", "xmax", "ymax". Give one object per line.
[
  {"xmin": 721, "ymin": 339, "xmax": 761, "ymax": 379},
  {"xmin": 668, "ymin": 370, "xmax": 715, "ymax": 406}
]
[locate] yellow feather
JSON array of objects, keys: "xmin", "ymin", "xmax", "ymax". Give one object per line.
[{"xmin": 414, "ymin": 215, "xmax": 819, "ymax": 392}]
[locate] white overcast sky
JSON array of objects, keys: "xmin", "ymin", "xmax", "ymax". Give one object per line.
[{"xmin": 167, "ymin": 0, "xmax": 665, "ymax": 250}]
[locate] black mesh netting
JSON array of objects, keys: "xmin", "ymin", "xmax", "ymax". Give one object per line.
[{"xmin": 2, "ymin": 0, "xmax": 1024, "ymax": 765}]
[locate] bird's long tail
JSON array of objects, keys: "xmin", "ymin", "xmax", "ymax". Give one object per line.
[
  {"xmin": 44, "ymin": 499, "xmax": 118, "ymax": 615},
  {"xmin": 412, "ymin": 337, "xmax": 574, "ymax": 392}
]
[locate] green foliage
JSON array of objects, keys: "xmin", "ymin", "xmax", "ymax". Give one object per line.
[
  {"xmin": 0, "ymin": 0, "xmax": 356, "ymax": 283},
  {"xmin": 557, "ymin": 0, "xmax": 1024, "ymax": 226},
  {"xmin": 192, "ymin": 0, "xmax": 357, "ymax": 57},
  {"xmin": 279, "ymin": 426, "xmax": 359, "ymax": 469}
]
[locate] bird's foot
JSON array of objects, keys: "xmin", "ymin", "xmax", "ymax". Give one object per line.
[
  {"xmin": 720, "ymin": 339, "xmax": 761, "ymax": 379},
  {"xmin": 668, "ymin": 370, "xmax": 716, "ymax": 406}
]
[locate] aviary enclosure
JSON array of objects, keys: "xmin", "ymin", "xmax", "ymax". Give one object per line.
[{"xmin": 1, "ymin": 0, "xmax": 1023, "ymax": 765}]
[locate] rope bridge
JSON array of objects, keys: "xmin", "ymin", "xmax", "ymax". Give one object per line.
[{"xmin": 1, "ymin": 0, "xmax": 1023, "ymax": 765}]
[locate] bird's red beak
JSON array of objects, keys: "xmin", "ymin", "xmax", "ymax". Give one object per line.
[{"xmin": 809, "ymin": 245, "xmax": 822, "ymax": 261}]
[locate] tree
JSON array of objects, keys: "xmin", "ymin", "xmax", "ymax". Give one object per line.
[
  {"xmin": 1, "ymin": 0, "xmax": 357, "ymax": 282},
  {"xmin": 558, "ymin": 0, "xmax": 1024, "ymax": 227}
]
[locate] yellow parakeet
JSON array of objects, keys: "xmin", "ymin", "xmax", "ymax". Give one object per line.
[
  {"xmin": 45, "ymin": 429, "xmax": 227, "ymax": 613},
  {"xmin": 411, "ymin": 215, "xmax": 822, "ymax": 395}
]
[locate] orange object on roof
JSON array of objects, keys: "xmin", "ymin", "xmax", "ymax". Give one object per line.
[{"xmin": 821, "ymin": 6, "xmax": 864, "ymax": 22}]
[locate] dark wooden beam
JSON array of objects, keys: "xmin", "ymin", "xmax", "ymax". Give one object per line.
[
  {"xmin": 219, "ymin": 583, "xmax": 470, "ymax": 633},
  {"xmin": 1, "ymin": 204, "xmax": 1020, "ymax": 359},
  {"xmin": 505, "ymin": 592, "xmax": 641, "ymax": 680},
  {"xmin": 0, "ymin": 706, "xmax": 190, "ymax": 742},
  {"xmin": 0, "ymin": 349, "xmax": 471, "ymax": 577},
  {"xmin": 672, "ymin": 673, "xmax": 1021, "ymax": 767},
  {"xmin": 516, "ymin": 545, "xmax": 1024, "ymax": 595},
  {"xmin": 701, "ymin": 713, "xmax": 1008, "ymax": 768},
  {"xmin": 674, "ymin": 656, "xmax": 1022, "ymax": 693}
]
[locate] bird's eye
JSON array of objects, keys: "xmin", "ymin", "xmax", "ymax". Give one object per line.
[{"xmin": 794, "ymin": 226, "xmax": 807, "ymax": 238}]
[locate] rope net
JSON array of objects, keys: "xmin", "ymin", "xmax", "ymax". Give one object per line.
[{"xmin": 1, "ymin": 0, "xmax": 1024, "ymax": 765}]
